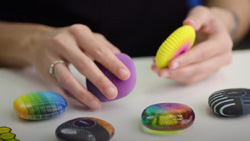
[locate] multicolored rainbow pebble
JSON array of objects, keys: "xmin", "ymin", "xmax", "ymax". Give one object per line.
[
  {"xmin": 141, "ymin": 103, "xmax": 195, "ymax": 132},
  {"xmin": 13, "ymin": 91, "xmax": 67, "ymax": 120}
]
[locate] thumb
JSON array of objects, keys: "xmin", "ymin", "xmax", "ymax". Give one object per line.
[{"xmin": 183, "ymin": 6, "xmax": 213, "ymax": 32}]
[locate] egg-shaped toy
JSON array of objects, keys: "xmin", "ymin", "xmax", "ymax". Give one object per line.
[
  {"xmin": 155, "ymin": 25, "xmax": 196, "ymax": 69},
  {"xmin": 86, "ymin": 53, "xmax": 136, "ymax": 102},
  {"xmin": 141, "ymin": 103, "xmax": 195, "ymax": 133},
  {"xmin": 55, "ymin": 117, "xmax": 114, "ymax": 141},
  {"xmin": 208, "ymin": 88, "xmax": 250, "ymax": 117},
  {"xmin": 13, "ymin": 91, "xmax": 67, "ymax": 120}
]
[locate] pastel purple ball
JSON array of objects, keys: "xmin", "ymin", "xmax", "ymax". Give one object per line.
[{"xmin": 86, "ymin": 53, "xmax": 136, "ymax": 102}]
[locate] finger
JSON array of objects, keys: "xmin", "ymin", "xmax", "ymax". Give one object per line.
[
  {"xmin": 54, "ymin": 62, "xmax": 102, "ymax": 110},
  {"xmin": 152, "ymin": 59, "xmax": 169, "ymax": 77},
  {"xmin": 37, "ymin": 51, "xmax": 61, "ymax": 85},
  {"xmin": 168, "ymin": 39, "xmax": 222, "ymax": 70},
  {"xmin": 166, "ymin": 50, "xmax": 232, "ymax": 84},
  {"xmin": 69, "ymin": 24, "xmax": 130, "ymax": 81},
  {"xmin": 94, "ymin": 33, "xmax": 121, "ymax": 54},
  {"xmin": 183, "ymin": 6, "xmax": 213, "ymax": 32},
  {"xmin": 151, "ymin": 63, "xmax": 159, "ymax": 73},
  {"xmin": 169, "ymin": 28, "xmax": 232, "ymax": 70},
  {"xmin": 51, "ymin": 32, "xmax": 118, "ymax": 100}
]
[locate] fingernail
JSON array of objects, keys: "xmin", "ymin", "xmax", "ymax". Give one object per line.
[
  {"xmin": 119, "ymin": 69, "xmax": 130, "ymax": 79},
  {"xmin": 106, "ymin": 87, "xmax": 117, "ymax": 99},
  {"xmin": 91, "ymin": 100, "xmax": 101, "ymax": 110},
  {"xmin": 160, "ymin": 71, "xmax": 169, "ymax": 78},
  {"xmin": 171, "ymin": 62, "xmax": 179, "ymax": 69}
]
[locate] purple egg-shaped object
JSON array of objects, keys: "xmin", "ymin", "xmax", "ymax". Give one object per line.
[{"xmin": 86, "ymin": 53, "xmax": 136, "ymax": 102}]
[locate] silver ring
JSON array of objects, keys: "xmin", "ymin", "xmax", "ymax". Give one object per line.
[{"xmin": 49, "ymin": 60, "xmax": 65, "ymax": 77}]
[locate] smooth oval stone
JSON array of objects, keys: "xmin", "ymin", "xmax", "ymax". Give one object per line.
[
  {"xmin": 208, "ymin": 88, "xmax": 250, "ymax": 117},
  {"xmin": 141, "ymin": 103, "xmax": 195, "ymax": 131},
  {"xmin": 56, "ymin": 117, "xmax": 114, "ymax": 141},
  {"xmin": 13, "ymin": 91, "xmax": 67, "ymax": 120},
  {"xmin": 86, "ymin": 53, "xmax": 136, "ymax": 102}
]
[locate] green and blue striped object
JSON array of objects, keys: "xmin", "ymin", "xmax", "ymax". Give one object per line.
[{"xmin": 13, "ymin": 91, "xmax": 67, "ymax": 120}]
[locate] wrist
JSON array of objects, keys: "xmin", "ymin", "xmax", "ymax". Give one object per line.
[
  {"xmin": 0, "ymin": 22, "xmax": 53, "ymax": 67},
  {"xmin": 28, "ymin": 24, "xmax": 54, "ymax": 65},
  {"xmin": 210, "ymin": 7, "xmax": 239, "ymax": 40}
]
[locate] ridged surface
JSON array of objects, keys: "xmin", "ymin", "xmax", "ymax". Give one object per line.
[{"xmin": 155, "ymin": 25, "xmax": 195, "ymax": 69}]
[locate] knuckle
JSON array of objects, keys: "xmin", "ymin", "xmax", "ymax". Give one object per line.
[
  {"xmin": 51, "ymin": 34, "xmax": 69, "ymax": 51},
  {"xmin": 93, "ymin": 75, "xmax": 107, "ymax": 88},
  {"xmin": 75, "ymin": 59, "xmax": 90, "ymax": 73},
  {"xmin": 95, "ymin": 33, "xmax": 105, "ymax": 39},
  {"xmin": 58, "ymin": 73, "xmax": 71, "ymax": 86},
  {"xmin": 196, "ymin": 50, "xmax": 205, "ymax": 61},
  {"xmin": 93, "ymin": 47, "xmax": 108, "ymax": 60},
  {"xmin": 69, "ymin": 24, "xmax": 91, "ymax": 36},
  {"xmin": 194, "ymin": 6, "xmax": 205, "ymax": 10},
  {"xmin": 93, "ymin": 75, "xmax": 113, "ymax": 94},
  {"xmin": 51, "ymin": 34, "xmax": 66, "ymax": 46},
  {"xmin": 194, "ymin": 6, "xmax": 209, "ymax": 13},
  {"xmin": 193, "ymin": 6, "xmax": 212, "ymax": 18},
  {"xmin": 75, "ymin": 89, "xmax": 88, "ymax": 100}
]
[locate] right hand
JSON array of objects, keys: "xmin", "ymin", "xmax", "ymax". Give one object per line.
[{"xmin": 29, "ymin": 24, "xmax": 130, "ymax": 110}]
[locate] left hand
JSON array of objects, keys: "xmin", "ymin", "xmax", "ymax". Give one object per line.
[{"xmin": 152, "ymin": 6, "xmax": 233, "ymax": 85}]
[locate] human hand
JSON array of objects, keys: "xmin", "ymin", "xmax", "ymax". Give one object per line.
[
  {"xmin": 152, "ymin": 6, "xmax": 233, "ymax": 84},
  {"xmin": 29, "ymin": 24, "xmax": 130, "ymax": 110}
]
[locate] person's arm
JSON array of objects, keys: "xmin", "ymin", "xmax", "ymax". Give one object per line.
[
  {"xmin": 205, "ymin": 0, "xmax": 250, "ymax": 43},
  {"xmin": 0, "ymin": 21, "xmax": 130, "ymax": 110},
  {"xmin": 0, "ymin": 21, "xmax": 52, "ymax": 67}
]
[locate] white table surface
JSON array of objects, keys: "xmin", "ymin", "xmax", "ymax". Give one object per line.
[{"xmin": 1, "ymin": 49, "xmax": 250, "ymax": 141}]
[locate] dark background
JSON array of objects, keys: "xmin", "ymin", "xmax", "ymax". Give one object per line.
[{"xmin": 234, "ymin": 32, "xmax": 250, "ymax": 50}]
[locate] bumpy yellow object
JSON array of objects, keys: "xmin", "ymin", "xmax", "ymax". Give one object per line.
[{"xmin": 155, "ymin": 25, "xmax": 196, "ymax": 69}]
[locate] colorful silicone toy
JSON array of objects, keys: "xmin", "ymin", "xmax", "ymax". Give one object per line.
[
  {"xmin": 13, "ymin": 91, "xmax": 67, "ymax": 120},
  {"xmin": 86, "ymin": 53, "xmax": 136, "ymax": 102},
  {"xmin": 141, "ymin": 103, "xmax": 195, "ymax": 134},
  {"xmin": 155, "ymin": 25, "xmax": 196, "ymax": 69}
]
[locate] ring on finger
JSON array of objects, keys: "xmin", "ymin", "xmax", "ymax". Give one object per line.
[{"xmin": 49, "ymin": 60, "xmax": 65, "ymax": 77}]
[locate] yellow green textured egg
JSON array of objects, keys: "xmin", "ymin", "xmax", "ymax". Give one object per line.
[
  {"xmin": 155, "ymin": 25, "xmax": 196, "ymax": 69},
  {"xmin": 13, "ymin": 91, "xmax": 67, "ymax": 120}
]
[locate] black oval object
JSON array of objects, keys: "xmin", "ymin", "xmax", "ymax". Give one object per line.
[
  {"xmin": 208, "ymin": 88, "xmax": 250, "ymax": 117},
  {"xmin": 55, "ymin": 117, "xmax": 114, "ymax": 141}
]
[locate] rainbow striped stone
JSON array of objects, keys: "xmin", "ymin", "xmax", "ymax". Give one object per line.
[{"xmin": 13, "ymin": 91, "xmax": 67, "ymax": 120}]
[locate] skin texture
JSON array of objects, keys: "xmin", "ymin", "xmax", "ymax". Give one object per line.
[
  {"xmin": 0, "ymin": 0, "xmax": 249, "ymax": 110},
  {"xmin": 151, "ymin": 1, "xmax": 250, "ymax": 85}
]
